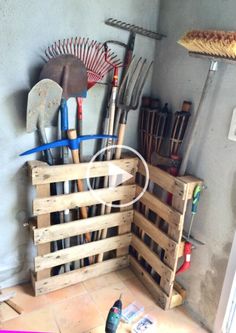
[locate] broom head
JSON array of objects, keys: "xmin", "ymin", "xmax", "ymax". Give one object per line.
[{"xmin": 178, "ymin": 30, "xmax": 236, "ymax": 59}]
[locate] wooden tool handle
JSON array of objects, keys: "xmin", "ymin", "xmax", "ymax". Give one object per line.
[
  {"xmin": 115, "ymin": 123, "xmax": 126, "ymax": 159},
  {"xmin": 67, "ymin": 129, "xmax": 90, "ymax": 242}
]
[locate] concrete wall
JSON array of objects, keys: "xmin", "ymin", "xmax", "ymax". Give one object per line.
[
  {"xmin": 152, "ymin": 0, "xmax": 236, "ymax": 330},
  {"xmin": 0, "ymin": 0, "xmax": 160, "ymax": 288}
]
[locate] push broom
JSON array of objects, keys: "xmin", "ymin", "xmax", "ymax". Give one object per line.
[{"xmin": 172, "ymin": 30, "xmax": 236, "ymax": 273}]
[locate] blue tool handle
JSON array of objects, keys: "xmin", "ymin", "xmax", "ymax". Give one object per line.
[
  {"xmin": 60, "ymin": 98, "xmax": 69, "ymax": 131},
  {"xmin": 20, "ymin": 134, "xmax": 117, "ymax": 156},
  {"xmin": 192, "ymin": 185, "xmax": 202, "ymax": 214}
]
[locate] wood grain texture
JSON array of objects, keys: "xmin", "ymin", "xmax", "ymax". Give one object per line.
[
  {"xmin": 33, "ymin": 256, "xmax": 129, "ymax": 295},
  {"xmin": 35, "ymin": 234, "xmax": 132, "ymax": 271},
  {"xmin": 33, "ymin": 185, "xmax": 136, "ymax": 215},
  {"xmin": 29, "ymin": 158, "xmax": 138, "ymax": 185},
  {"xmin": 33, "ymin": 210, "xmax": 133, "ymax": 244}
]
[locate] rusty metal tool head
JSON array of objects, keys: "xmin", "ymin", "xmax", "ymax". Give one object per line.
[{"xmin": 40, "ymin": 55, "xmax": 87, "ymax": 99}]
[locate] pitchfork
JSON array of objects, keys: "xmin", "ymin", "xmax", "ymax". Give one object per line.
[{"xmin": 97, "ymin": 56, "xmax": 153, "ymax": 263}]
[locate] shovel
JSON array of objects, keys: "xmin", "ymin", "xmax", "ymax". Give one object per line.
[
  {"xmin": 40, "ymin": 54, "xmax": 89, "ymax": 268},
  {"xmin": 26, "ymin": 79, "xmax": 62, "ymax": 165}
]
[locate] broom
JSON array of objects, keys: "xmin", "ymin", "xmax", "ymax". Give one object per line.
[
  {"xmin": 178, "ymin": 30, "xmax": 236, "ymax": 59},
  {"xmin": 177, "ymin": 29, "xmax": 236, "ymax": 176}
]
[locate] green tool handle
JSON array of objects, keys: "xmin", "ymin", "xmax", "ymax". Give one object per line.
[{"xmin": 192, "ymin": 185, "xmax": 202, "ymax": 214}]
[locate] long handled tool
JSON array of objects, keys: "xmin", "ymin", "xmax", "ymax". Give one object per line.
[
  {"xmin": 177, "ymin": 185, "xmax": 205, "ymax": 274},
  {"xmin": 26, "ymin": 79, "xmax": 63, "ymax": 256},
  {"xmin": 26, "ymin": 79, "xmax": 62, "ymax": 165},
  {"xmin": 97, "ymin": 57, "xmax": 153, "ymax": 263},
  {"xmin": 44, "ymin": 37, "xmax": 122, "ymax": 162},
  {"xmin": 105, "ymin": 18, "xmax": 165, "ymax": 136},
  {"xmin": 40, "ymin": 54, "xmax": 88, "ymax": 270},
  {"xmin": 44, "ymin": 37, "xmax": 121, "ymax": 89}
]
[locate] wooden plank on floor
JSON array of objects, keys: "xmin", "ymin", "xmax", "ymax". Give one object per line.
[
  {"xmin": 33, "ymin": 210, "xmax": 133, "ymax": 245},
  {"xmin": 136, "ymin": 186, "xmax": 184, "ymax": 229},
  {"xmin": 35, "ymin": 233, "xmax": 132, "ymax": 272},
  {"xmin": 131, "ymin": 235, "xmax": 174, "ymax": 295},
  {"xmin": 33, "ymin": 256, "xmax": 129, "ymax": 295},
  {"xmin": 138, "ymin": 161, "xmax": 188, "ymax": 199},
  {"xmin": 29, "ymin": 158, "xmax": 138, "ymax": 185},
  {"xmin": 130, "ymin": 256, "xmax": 170, "ymax": 310},
  {"xmin": 33, "ymin": 184, "xmax": 136, "ymax": 215},
  {"xmin": 133, "ymin": 210, "xmax": 178, "ymax": 259}
]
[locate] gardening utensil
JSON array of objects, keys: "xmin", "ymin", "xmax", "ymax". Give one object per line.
[
  {"xmin": 105, "ymin": 18, "xmax": 165, "ymax": 136},
  {"xmin": 115, "ymin": 57, "xmax": 153, "ymax": 159},
  {"xmin": 40, "ymin": 54, "xmax": 88, "ymax": 271},
  {"xmin": 26, "ymin": 79, "xmax": 62, "ymax": 164},
  {"xmin": 44, "ymin": 37, "xmax": 122, "ymax": 89},
  {"xmin": 96, "ymin": 56, "xmax": 153, "ymax": 262}
]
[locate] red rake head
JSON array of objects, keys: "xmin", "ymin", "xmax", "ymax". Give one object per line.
[{"xmin": 45, "ymin": 37, "xmax": 122, "ymax": 89}]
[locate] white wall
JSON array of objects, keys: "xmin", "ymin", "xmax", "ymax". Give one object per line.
[
  {"xmin": 0, "ymin": 0, "xmax": 160, "ymax": 288},
  {"xmin": 152, "ymin": 0, "xmax": 236, "ymax": 330}
]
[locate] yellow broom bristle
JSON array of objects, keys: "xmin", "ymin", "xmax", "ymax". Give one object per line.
[{"xmin": 178, "ymin": 30, "xmax": 236, "ymax": 59}]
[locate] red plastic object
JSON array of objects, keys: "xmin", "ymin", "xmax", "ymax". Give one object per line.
[{"xmin": 176, "ymin": 242, "xmax": 192, "ymax": 274}]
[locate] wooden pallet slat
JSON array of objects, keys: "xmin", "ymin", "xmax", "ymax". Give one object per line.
[
  {"xmin": 131, "ymin": 235, "xmax": 174, "ymax": 295},
  {"xmin": 33, "ymin": 184, "xmax": 136, "ymax": 215},
  {"xmin": 33, "ymin": 210, "xmax": 133, "ymax": 245},
  {"xmin": 133, "ymin": 210, "xmax": 178, "ymax": 259},
  {"xmin": 33, "ymin": 256, "xmax": 129, "ymax": 295},
  {"xmin": 136, "ymin": 186, "xmax": 184, "ymax": 229},
  {"xmin": 35, "ymin": 233, "xmax": 132, "ymax": 272},
  {"xmin": 29, "ymin": 158, "xmax": 138, "ymax": 185}
]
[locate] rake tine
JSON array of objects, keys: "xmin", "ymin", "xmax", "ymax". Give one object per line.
[
  {"xmin": 45, "ymin": 48, "xmax": 52, "ymax": 60},
  {"xmin": 87, "ymin": 40, "xmax": 97, "ymax": 69},
  {"xmin": 83, "ymin": 38, "xmax": 90, "ymax": 67},
  {"xmin": 69, "ymin": 37, "xmax": 74, "ymax": 55},
  {"xmin": 51, "ymin": 44, "xmax": 58, "ymax": 58},
  {"xmin": 53, "ymin": 41, "xmax": 61, "ymax": 57},
  {"xmin": 73, "ymin": 37, "xmax": 77, "ymax": 56},
  {"xmin": 83, "ymin": 38, "xmax": 90, "ymax": 65}
]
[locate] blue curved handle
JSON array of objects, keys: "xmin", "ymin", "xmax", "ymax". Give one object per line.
[
  {"xmin": 60, "ymin": 98, "xmax": 69, "ymax": 132},
  {"xmin": 20, "ymin": 134, "xmax": 117, "ymax": 156}
]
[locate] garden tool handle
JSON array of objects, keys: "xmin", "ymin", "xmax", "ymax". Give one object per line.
[
  {"xmin": 115, "ymin": 123, "xmax": 126, "ymax": 159},
  {"xmin": 192, "ymin": 185, "xmax": 202, "ymax": 214},
  {"xmin": 67, "ymin": 129, "xmax": 90, "ymax": 243},
  {"xmin": 60, "ymin": 98, "xmax": 69, "ymax": 131}
]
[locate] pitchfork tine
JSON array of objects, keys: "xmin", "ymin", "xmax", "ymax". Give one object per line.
[{"xmin": 131, "ymin": 59, "xmax": 153, "ymax": 109}]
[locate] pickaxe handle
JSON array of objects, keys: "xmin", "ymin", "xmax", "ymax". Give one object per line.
[{"xmin": 67, "ymin": 130, "xmax": 89, "ymax": 227}]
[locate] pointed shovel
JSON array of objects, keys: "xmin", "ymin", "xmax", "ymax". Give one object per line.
[{"xmin": 26, "ymin": 79, "xmax": 62, "ymax": 165}]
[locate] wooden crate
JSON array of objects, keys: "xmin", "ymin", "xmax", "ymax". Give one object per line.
[{"xmin": 28, "ymin": 157, "xmax": 202, "ymax": 310}]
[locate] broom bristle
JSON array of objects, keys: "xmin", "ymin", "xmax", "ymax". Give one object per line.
[
  {"xmin": 45, "ymin": 37, "xmax": 122, "ymax": 88},
  {"xmin": 178, "ymin": 30, "xmax": 236, "ymax": 59}
]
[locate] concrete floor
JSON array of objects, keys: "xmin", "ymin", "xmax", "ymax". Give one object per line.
[{"xmin": 0, "ymin": 268, "xmax": 208, "ymax": 332}]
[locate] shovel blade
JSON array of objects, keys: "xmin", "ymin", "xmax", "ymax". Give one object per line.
[
  {"xmin": 40, "ymin": 55, "xmax": 88, "ymax": 99},
  {"xmin": 26, "ymin": 79, "xmax": 62, "ymax": 133}
]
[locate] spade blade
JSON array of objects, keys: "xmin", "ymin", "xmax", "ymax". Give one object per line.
[{"xmin": 26, "ymin": 79, "xmax": 62, "ymax": 133}]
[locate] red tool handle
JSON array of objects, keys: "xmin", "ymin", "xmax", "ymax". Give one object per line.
[{"xmin": 176, "ymin": 242, "xmax": 192, "ymax": 274}]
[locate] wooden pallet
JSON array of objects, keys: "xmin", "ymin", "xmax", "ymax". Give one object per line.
[
  {"xmin": 28, "ymin": 157, "xmax": 202, "ymax": 310},
  {"xmin": 130, "ymin": 161, "xmax": 202, "ymax": 309},
  {"xmin": 28, "ymin": 158, "xmax": 138, "ymax": 295}
]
